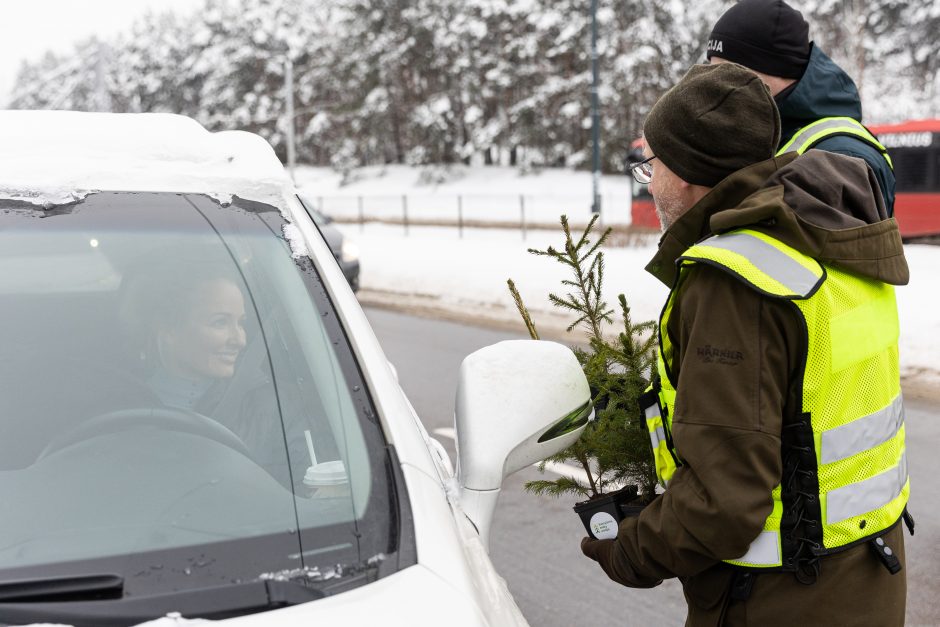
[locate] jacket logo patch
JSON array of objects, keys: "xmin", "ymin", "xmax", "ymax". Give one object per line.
[
  {"xmin": 696, "ymin": 345, "xmax": 743, "ymax": 366},
  {"xmin": 707, "ymin": 39, "xmax": 723, "ymax": 54}
]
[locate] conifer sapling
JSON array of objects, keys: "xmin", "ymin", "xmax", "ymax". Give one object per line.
[{"xmin": 507, "ymin": 215, "xmax": 658, "ymax": 501}]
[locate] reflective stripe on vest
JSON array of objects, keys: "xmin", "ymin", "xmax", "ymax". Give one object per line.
[
  {"xmin": 640, "ymin": 385, "xmax": 679, "ymax": 487},
  {"xmin": 651, "ymin": 229, "xmax": 907, "ymax": 570},
  {"xmin": 733, "ymin": 530, "xmax": 781, "ymax": 567},
  {"xmin": 644, "ymin": 402, "xmax": 668, "ymax": 452},
  {"xmin": 827, "ymin": 452, "xmax": 908, "ymax": 525},
  {"xmin": 777, "ymin": 116, "xmax": 894, "ymax": 169},
  {"xmin": 820, "ymin": 394, "xmax": 904, "ymax": 464},
  {"xmin": 726, "ymin": 484, "xmax": 784, "ymax": 567},
  {"xmin": 679, "ymin": 229, "xmax": 824, "ymax": 299}
]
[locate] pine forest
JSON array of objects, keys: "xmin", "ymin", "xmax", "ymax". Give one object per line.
[{"xmin": 9, "ymin": 0, "xmax": 939, "ymax": 172}]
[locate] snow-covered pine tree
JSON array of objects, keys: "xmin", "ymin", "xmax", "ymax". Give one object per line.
[
  {"xmin": 903, "ymin": 1, "xmax": 940, "ymax": 119},
  {"xmin": 9, "ymin": 39, "xmax": 107, "ymax": 111},
  {"xmin": 802, "ymin": 0, "xmax": 917, "ymax": 122},
  {"xmin": 8, "ymin": 0, "xmax": 935, "ymax": 161},
  {"xmin": 602, "ymin": 0, "xmax": 730, "ymax": 168},
  {"xmin": 110, "ymin": 10, "xmax": 201, "ymax": 115}
]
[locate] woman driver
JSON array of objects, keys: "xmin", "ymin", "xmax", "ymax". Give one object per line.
[
  {"xmin": 119, "ymin": 261, "xmax": 248, "ymax": 411},
  {"xmin": 119, "ymin": 256, "xmax": 337, "ymax": 492}
]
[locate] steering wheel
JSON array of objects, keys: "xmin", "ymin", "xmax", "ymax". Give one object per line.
[{"xmin": 37, "ymin": 406, "xmax": 253, "ymax": 461}]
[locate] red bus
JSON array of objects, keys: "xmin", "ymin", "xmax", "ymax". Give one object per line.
[
  {"xmin": 871, "ymin": 119, "xmax": 940, "ymax": 239},
  {"xmin": 629, "ymin": 121, "xmax": 940, "ymax": 238},
  {"xmin": 627, "ymin": 138, "xmax": 658, "ymax": 230}
]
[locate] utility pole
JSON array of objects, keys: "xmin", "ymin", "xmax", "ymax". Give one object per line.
[
  {"xmin": 284, "ymin": 56, "xmax": 296, "ymax": 183},
  {"xmin": 590, "ymin": 0, "xmax": 601, "ymax": 215},
  {"xmin": 94, "ymin": 39, "xmax": 112, "ymax": 113}
]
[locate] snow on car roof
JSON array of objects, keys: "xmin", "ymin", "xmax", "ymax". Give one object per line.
[{"xmin": 0, "ymin": 110, "xmax": 292, "ymax": 206}]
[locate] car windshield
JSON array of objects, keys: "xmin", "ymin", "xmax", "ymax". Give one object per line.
[{"xmin": 0, "ymin": 192, "xmax": 394, "ymax": 608}]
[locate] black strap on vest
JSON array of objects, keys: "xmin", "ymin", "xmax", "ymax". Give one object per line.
[
  {"xmin": 868, "ymin": 508, "xmax": 914, "ymax": 575},
  {"xmin": 869, "ymin": 535, "xmax": 902, "ymax": 575},
  {"xmin": 867, "ymin": 507, "xmax": 914, "ymax": 576},
  {"xmin": 903, "ymin": 507, "xmax": 915, "ymax": 536}
]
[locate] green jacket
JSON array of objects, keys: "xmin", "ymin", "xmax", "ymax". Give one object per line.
[{"xmin": 586, "ymin": 151, "xmax": 909, "ymax": 626}]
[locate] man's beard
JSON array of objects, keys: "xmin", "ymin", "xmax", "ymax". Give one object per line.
[
  {"xmin": 655, "ymin": 204, "xmax": 672, "ymax": 232},
  {"xmin": 653, "ymin": 190, "xmax": 686, "ymax": 232}
]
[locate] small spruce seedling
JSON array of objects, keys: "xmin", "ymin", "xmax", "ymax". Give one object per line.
[{"xmin": 508, "ymin": 215, "xmax": 658, "ymax": 501}]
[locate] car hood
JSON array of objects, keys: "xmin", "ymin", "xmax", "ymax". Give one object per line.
[
  {"xmin": 13, "ymin": 459, "xmax": 527, "ymax": 627},
  {"xmin": 13, "ymin": 565, "xmax": 499, "ymax": 627},
  {"xmin": 220, "ymin": 565, "xmax": 494, "ymax": 626}
]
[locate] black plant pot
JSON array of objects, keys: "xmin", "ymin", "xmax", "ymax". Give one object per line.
[{"xmin": 573, "ymin": 484, "xmax": 640, "ymax": 540}]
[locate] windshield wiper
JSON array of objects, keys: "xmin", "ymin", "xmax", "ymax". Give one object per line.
[
  {"xmin": 0, "ymin": 579, "xmax": 324, "ymax": 627},
  {"xmin": 0, "ymin": 573, "xmax": 123, "ymax": 602}
]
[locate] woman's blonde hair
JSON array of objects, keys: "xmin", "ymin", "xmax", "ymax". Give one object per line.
[{"xmin": 118, "ymin": 251, "xmax": 243, "ymax": 371}]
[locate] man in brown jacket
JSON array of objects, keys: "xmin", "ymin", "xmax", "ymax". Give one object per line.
[{"xmin": 580, "ymin": 63, "xmax": 910, "ymax": 625}]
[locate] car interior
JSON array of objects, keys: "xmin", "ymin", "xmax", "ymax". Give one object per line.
[{"xmin": 0, "ymin": 194, "xmax": 382, "ymax": 578}]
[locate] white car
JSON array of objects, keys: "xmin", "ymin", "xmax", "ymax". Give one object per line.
[{"xmin": 0, "ymin": 111, "xmax": 591, "ymax": 627}]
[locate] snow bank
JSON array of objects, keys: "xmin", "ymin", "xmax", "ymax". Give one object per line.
[
  {"xmin": 351, "ymin": 223, "xmax": 663, "ymax": 322},
  {"xmin": 347, "ymin": 223, "xmax": 940, "ymax": 382}
]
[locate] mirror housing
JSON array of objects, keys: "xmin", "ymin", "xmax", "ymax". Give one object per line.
[{"xmin": 454, "ymin": 340, "xmax": 592, "ymax": 548}]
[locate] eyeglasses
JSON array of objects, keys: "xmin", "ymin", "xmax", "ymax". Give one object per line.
[{"xmin": 628, "ymin": 155, "xmax": 656, "ymax": 184}]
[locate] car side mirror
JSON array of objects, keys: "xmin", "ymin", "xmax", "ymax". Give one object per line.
[{"xmin": 454, "ymin": 340, "xmax": 592, "ymax": 549}]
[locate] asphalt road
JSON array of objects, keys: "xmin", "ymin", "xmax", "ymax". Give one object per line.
[{"xmin": 363, "ymin": 306, "xmax": 940, "ymax": 626}]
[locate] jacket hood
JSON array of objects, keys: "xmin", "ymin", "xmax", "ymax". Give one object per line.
[
  {"xmin": 777, "ymin": 44, "xmax": 863, "ymax": 142},
  {"xmin": 647, "ymin": 150, "xmax": 909, "ymax": 287}
]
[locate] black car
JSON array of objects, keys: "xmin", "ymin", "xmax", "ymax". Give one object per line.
[{"xmin": 298, "ymin": 196, "xmax": 360, "ymax": 292}]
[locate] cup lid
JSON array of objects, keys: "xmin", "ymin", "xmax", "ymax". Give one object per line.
[{"xmin": 303, "ymin": 460, "xmax": 348, "ymax": 486}]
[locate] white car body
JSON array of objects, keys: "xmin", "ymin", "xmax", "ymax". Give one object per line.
[{"xmin": 0, "ymin": 111, "xmax": 536, "ymax": 627}]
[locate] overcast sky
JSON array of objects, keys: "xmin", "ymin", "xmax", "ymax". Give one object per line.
[{"xmin": 0, "ymin": 0, "xmax": 197, "ymax": 104}]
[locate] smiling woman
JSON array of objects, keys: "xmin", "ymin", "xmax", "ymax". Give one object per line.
[
  {"xmin": 119, "ymin": 256, "xmax": 250, "ymax": 406},
  {"xmin": 162, "ymin": 277, "xmax": 247, "ymax": 380}
]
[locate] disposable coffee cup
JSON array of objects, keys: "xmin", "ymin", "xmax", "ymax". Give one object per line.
[{"xmin": 303, "ymin": 460, "xmax": 349, "ymax": 498}]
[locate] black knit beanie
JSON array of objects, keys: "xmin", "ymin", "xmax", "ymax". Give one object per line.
[
  {"xmin": 706, "ymin": 0, "xmax": 811, "ymax": 79},
  {"xmin": 643, "ymin": 63, "xmax": 781, "ymax": 188}
]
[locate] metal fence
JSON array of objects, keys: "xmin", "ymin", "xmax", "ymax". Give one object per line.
[{"xmin": 308, "ymin": 192, "xmax": 634, "ymax": 239}]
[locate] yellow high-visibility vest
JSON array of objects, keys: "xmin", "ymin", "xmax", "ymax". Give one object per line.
[
  {"xmin": 640, "ymin": 228, "xmax": 908, "ymax": 570},
  {"xmin": 776, "ymin": 116, "xmax": 894, "ymax": 170}
]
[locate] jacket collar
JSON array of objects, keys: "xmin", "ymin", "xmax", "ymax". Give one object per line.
[
  {"xmin": 645, "ymin": 154, "xmax": 798, "ymax": 287},
  {"xmin": 776, "ymin": 44, "xmax": 863, "ymax": 144}
]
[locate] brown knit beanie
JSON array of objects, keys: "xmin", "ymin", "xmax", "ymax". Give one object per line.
[{"xmin": 643, "ymin": 63, "xmax": 781, "ymax": 188}]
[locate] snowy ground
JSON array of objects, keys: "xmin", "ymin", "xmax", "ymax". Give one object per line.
[
  {"xmin": 337, "ymin": 221, "xmax": 940, "ymax": 389},
  {"xmin": 294, "ymin": 164, "xmax": 636, "ymax": 227},
  {"xmin": 298, "ymin": 163, "xmax": 940, "ymax": 389}
]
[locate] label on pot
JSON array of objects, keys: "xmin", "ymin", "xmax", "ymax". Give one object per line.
[{"xmin": 589, "ymin": 512, "xmax": 618, "ymax": 540}]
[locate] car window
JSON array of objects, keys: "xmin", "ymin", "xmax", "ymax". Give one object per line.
[{"xmin": 0, "ymin": 192, "xmax": 395, "ymax": 601}]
